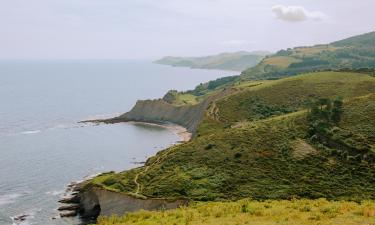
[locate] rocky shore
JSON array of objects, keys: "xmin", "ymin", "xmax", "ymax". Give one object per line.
[
  {"xmin": 59, "ymin": 120, "xmax": 192, "ymax": 223},
  {"xmin": 57, "ymin": 180, "xmax": 188, "ymax": 223},
  {"xmin": 57, "ymin": 181, "xmax": 84, "ymax": 218}
]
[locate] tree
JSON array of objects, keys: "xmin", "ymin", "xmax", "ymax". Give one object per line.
[
  {"xmin": 331, "ymin": 97, "xmax": 343, "ymax": 124},
  {"xmin": 307, "ymin": 96, "xmax": 343, "ymax": 137}
]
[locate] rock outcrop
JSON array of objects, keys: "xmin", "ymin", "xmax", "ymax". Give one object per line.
[
  {"xmin": 104, "ymin": 88, "xmax": 237, "ymax": 134},
  {"xmin": 79, "ymin": 187, "xmax": 188, "ymax": 219}
]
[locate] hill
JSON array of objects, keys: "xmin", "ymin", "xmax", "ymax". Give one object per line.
[
  {"xmin": 86, "ymin": 72, "xmax": 375, "ymax": 203},
  {"xmin": 241, "ymin": 31, "xmax": 375, "ymax": 80},
  {"xmin": 155, "ymin": 51, "xmax": 270, "ymax": 71},
  {"xmin": 332, "ymin": 31, "xmax": 375, "ymax": 47}
]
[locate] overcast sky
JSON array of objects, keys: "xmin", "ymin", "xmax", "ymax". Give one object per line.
[{"xmin": 1, "ymin": 0, "xmax": 374, "ymax": 59}]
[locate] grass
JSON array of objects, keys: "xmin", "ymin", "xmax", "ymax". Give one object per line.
[
  {"xmin": 172, "ymin": 93, "xmax": 199, "ymax": 105},
  {"xmin": 95, "ymin": 199, "xmax": 375, "ymax": 225},
  {"xmin": 215, "ymin": 72, "xmax": 375, "ymax": 125},
  {"xmin": 262, "ymin": 56, "xmax": 301, "ymax": 68}
]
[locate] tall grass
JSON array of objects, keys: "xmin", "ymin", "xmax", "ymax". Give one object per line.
[{"xmin": 95, "ymin": 199, "xmax": 375, "ymax": 225}]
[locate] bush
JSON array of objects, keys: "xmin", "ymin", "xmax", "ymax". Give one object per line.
[{"xmin": 103, "ymin": 177, "xmax": 117, "ymax": 186}]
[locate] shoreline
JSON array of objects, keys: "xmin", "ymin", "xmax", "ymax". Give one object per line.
[
  {"xmin": 81, "ymin": 118, "xmax": 192, "ymax": 143},
  {"xmin": 128, "ymin": 121, "xmax": 192, "ymax": 142},
  {"xmin": 56, "ymin": 120, "xmax": 192, "ymax": 221}
]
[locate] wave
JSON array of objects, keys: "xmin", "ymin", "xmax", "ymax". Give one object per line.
[
  {"xmin": 11, "ymin": 211, "xmax": 35, "ymax": 225},
  {"xmin": 14, "ymin": 114, "xmax": 121, "ymax": 136},
  {"xmin": 46, "ymin": 190, "xmax": 64, "ymax": 196},
  {"xmin": 0, "ymin": 193, "xmax": 24, "ymax": 206},
  {"xmin": 20, "ymin": 130, "xmax": 41, "ymax": 135}
]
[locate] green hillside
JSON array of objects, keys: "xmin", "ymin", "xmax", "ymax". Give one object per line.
[
  {"xmin": 87, "ymin": 72, "xmax": 375, "ymax": 202},
  {"xmin": 332, "ymin": 31, "xmax": 375, "ymax": 47},
  {"xmin": 241, "ymin": 32, "xmax": 375, "ymax": 80},
  {"xmin": 155, "ymin": 51, "xmax": 270, "ymax": 71}
]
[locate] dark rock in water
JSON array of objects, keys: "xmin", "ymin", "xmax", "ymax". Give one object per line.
[
  {"xmin": 59, "ymin": 195, "xmax": 80, "ymax": 204},
  {"xmin": 58, "ymin": 204, "xmax": 80, "ymax": 211},
  {"xmin": 12, "ymin": 214, "xmax": 29, "ymax": 223},
  {"xmin": 60, "ymin": 210, "xmax": 78, "ymax": 217}
]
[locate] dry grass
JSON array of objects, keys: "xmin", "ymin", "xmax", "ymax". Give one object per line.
[
  {"xmin": 291, "ymin": 139, "xmax": 318, "ymax": 160},
  {"xmin": 95, "ymin": 199, "xmax": 375, "ymax": 225},
  {"xmin": 262, "ymin": 56, "xmax": 301, "ymax": 68}
]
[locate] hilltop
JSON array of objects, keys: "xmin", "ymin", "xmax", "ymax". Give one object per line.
[
  {"xmin": 155, "ymin": 51, "xmax": 270, "ymax": 71},
  {"xmin": 241, "ymin": 31, "xmax": 375, "ymax": 80}
]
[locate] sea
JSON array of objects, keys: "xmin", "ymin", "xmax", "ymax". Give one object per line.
[{"xmin": 0, "ymin": 60, "xmax": 235, "ymax": 225}]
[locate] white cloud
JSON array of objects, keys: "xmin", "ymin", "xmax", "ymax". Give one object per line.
[{"xmin": 272, "ymin": 5, "xmax": 325, "ymax": 22}]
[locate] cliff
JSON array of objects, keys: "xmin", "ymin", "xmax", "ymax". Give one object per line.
[
  {"xmin": 106, "ymin": 88, "xmax": 237, "ymax": 134},
  {"xmin": 79, "ymin": 187, "xmax": 188, "ymax": 218},
  {"xmin": 116, "ymin": 99, "xmax": 206, "ymax": 133}
]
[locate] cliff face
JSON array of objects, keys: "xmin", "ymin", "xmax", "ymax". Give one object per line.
[
  {"xmin": 117, "ymin": 99, "xmax": 208, "ymax": 133},
  {"xmin": 113, "ymin": 88, "xmax": 236, "ymax": 134},
  {"xmin": 79, "ymin": 188, "xmax": 188, "ymax": 218}
]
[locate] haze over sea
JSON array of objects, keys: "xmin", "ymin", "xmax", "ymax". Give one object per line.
[{"xmin": 0, "ymin": 60, "xmax": 234, "ymax": 225}]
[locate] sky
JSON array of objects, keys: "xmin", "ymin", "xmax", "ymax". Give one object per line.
[{"xmin": 1, "ymin": 0, "xmax": 375, "ymax": 60}]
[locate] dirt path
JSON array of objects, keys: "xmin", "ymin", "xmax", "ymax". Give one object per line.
[{"xmin": 207, "ymin": 101, "xmax": 221, "ymax": 122}]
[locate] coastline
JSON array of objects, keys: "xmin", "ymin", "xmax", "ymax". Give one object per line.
[
  {"xmin": 82, "ymin": 118, "xmax": 192, "ymax": 143},
  {"xmin": 57, "ymin": 120, "xmax": 192, "ymax": 221},
  {"xmin": 128, "ymin": 121, "xmax": 192, "ymax": 142}
]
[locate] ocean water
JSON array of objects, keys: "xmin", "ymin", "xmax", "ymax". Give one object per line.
[{"xmin": 0, "ymin": 60, "xmax": 235, "ymax": 225}]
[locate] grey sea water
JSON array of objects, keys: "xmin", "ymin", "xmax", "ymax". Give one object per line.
[{"xmin": 0, "ymin": 60, "xmax": 234, "ymax": 225}]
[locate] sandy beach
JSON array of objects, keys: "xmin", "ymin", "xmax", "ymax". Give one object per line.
[{"xmin": 128, "ymin": 121, "xmax": 192, "ymax": 142}]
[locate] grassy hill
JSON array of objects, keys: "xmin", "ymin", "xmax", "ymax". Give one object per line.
[
  {"xmin": 87, "ymin": 72, "xmax": 375, "ymax": 202},
  {"xmin": 241, "ymin": 31, "xmax": 375, "ymax": 80},
  {"xmin": 155, "ymin": 51, "xmax": 270, "ymax": 71},
  {"xmin": 156, "ymin": 32, "xmax": 375, "ymax": 105},
  {"xmin": 332, "ymin": 31, "xmax": 375, "ymax": 47}
]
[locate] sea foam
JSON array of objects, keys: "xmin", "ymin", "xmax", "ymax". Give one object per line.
[{"xmin": 20, "ymin": 130, "xmax": 41, "ymax": 135}]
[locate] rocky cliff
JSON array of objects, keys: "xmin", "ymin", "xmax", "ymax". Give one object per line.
[
  {"xmin": 79, "ymin": 187, "xmax": 188, "ymax": 219},
  {"xmin": 106, "ymin": 88, "xmax": 237, "ymax": 134},
  {"xmin": 116, "ymin": 99, "xmax": 207, "ymax": 133}
]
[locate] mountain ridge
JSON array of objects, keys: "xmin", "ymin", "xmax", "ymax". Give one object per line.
[{"xmin": 155, "ymin": 51, "xmax": 271, "ymax": 71}]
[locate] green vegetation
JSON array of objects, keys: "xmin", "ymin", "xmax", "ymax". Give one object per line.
[
  {"xmin": 162, "ymin": 90, "xmax": 200, "ymax": 105},
  {"xmin": 187, "ymin": 75, "xmax": 239, "ymax": 96},
  {"xmin": 162, "ymin": 76, "xmax": 240, "ymax": 106},
  {"xmin": 95, "ymin": 199, "xmax": 375, "ymax": 225},
  {"xmin": 88, "ymin": 72, "xmax": 375, "ymax": 202},
  {"xmin": 214, "ymin": 72, "xmax": 375, "ymax": 125},
  {"xmin": 155, "ymin": 51, "xmax": 270, "ymax": 71}
]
